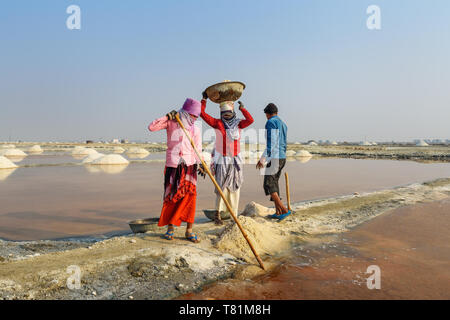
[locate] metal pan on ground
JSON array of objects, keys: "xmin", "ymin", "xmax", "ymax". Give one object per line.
[
  {"xmin": 203, "ymin": 209, "xmax": 231, "ymax": 221},
  {"xmin": 205, "ymin": 81, "xmax": 246, "ymax": 104},
  {"xmin": 128, "ymin": 218, "xmax": 160, "ymax": 233}
]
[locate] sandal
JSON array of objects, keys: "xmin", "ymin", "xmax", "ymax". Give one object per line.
[
  {"xmin": 277, "ymin": 210, "xmax": 292, "ymax": 221},
  {"xmin": 163, "ymin": 230, "xmax": 174, "ymax": 240},
  {"xmin": 185, "ymin": 232, "xmax": 200, "ymax": 243}
]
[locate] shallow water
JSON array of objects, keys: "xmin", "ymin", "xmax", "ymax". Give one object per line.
[
  {"xmin": 181, "ymin": 199, "xmax": 450, "ymax": 300},
  {"xmin": 0, "ymin": 156, "xmax": 448, "ymax": 240}
]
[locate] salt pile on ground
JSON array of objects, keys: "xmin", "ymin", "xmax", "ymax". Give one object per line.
[
  {"xmin": 295, "ymin": 150, "xmax": 312, "ymax": 157},
  {"xmin": 214, "ymin": 216, "xmax": 290, "ymax": 262},
  {"xmin": 0, "ymin": 156, "xmax": 18, "ymax": 169},
  {"xmin": 416, "ymin": 140, "xmax": 429, "ymax": 147},
  {"xmin": 0, "ymin": 149, "xmax": 27, "ymax": 157},
  {"xmin": 0, "ymin": 144, "xmax": 15, "ymax": 149},
  {"xmin": 0, "ymin": 168, "xmax": 17, "ymax": 181},
  {"xmin": 126, "ymin": 148, "xmax": 149, "ymax": 155},
  {"xmin": 113, "ymin": 147, "xmax": 125, "ymax": 154},
  {"xmin": 286, "ymin": 150, "xmax": 296, "ymax": 157},
  {"xmin": 82, "ymin": 153, "xmax": 105, "ymax": 164},
  {"xmin": 28, "ymin": 145, "xmax": 43, "ymax": 153},
  {"xmin": 71, "ymin": 147, "xmax": 98, "ymax": 155},
  {"xmin": 91, "ymin": 154, "xmax": 129, "ymax": 165},
  {"xmin": 307, "ymin": 141, "xmax": 318, "ymax": 146}
]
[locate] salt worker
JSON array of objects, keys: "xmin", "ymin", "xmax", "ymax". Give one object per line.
[
  {"xmin": 148, "ymin": 98, "xmax": 205, "ymax": 243},
  {"xmin": 256, "ymin": 103, "xmax": 291, "ymax": 220},
  {"xmin": 201, "ymin": 91, "xmax": 254, "ymax": 225}
]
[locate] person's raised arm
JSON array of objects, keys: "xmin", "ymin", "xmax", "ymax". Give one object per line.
[
  {"xmin": 148, "ymin": 110, "xmax": 177, "ymax": 132},
  {"xmin": 237, "ymin": 101, "xmax": 254, "ymax": 128},
  {"xmin": 200, "ymin": 94, "xmax": 219, "ymax": 128}
]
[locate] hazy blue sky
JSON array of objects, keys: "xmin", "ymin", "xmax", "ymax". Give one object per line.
[{"xmin": 1, "ymin": 0, "xmax": 449, "ymax": 142}]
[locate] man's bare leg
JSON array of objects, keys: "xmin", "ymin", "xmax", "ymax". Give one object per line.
[{"xmin": 270, "ymin": 192, "xmax": 288, "ymax": 215}]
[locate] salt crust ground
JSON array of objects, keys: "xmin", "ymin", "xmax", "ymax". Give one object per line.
[{"xmin": 0, "ymin": 178, "xmax": 448, "ymax": 300}]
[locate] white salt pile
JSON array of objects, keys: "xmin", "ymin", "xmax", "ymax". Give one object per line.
[
  {"xmin": 294, "ymin": 142, "xmax": 301, "ymax": 145},
  {"xmin": 91, "ymin": 154, "xmax": 129, "ymax": 165},
  {"xmin": 0, "ymin": 149, "xmax": 27, "ymax": 157},
  {"xmin": 126, "ymin": 148, "xmax": 149, "ymax": 155},
  {"xmin": 28, "ymin": 145, "xmax": 43, "ymax": 153},
  {"xmin": 71, "ymin": 147, "xmax": 98, "ymax": 155},
  {"xmin": 331, "ymin": 141, "xmax": 338, "ymax": 145},
  {"xmin": 0, "ymin": 168, "xmax": 17, "ymax": 181},
  {"xmin": 295, "ymin": 150, "xmax": 312, "ymax": 157},
  {"xmin": 113, "ymin": 146, "xmax": 125, "ymax": 154},
  {"xmin": 416, "ymin": 140, "xmax": 429, "ymax": 147},
  {"xmin": 359, "ymin": 141, "xmax": 372, "ymax": 146},
  {"xmin": 0, "ymin": 156, "xmax": 18, "ymax": 169},
  {"xmin": 307, "ymin": 141, "xmax": 318, "ymax": 146},
  {"xmin": 82, "ymin": 153, "xmax": 105, "ymax": 164},
  {"xmin": 214, "ymin": 215, "xmax": 290, "ymax": 262},
  {"xmin": 0, "ymin": 144, "xmax": 15, "ymax": 149},
  {"xmin": 286, "ymin": 150, "xmax": 296, "ymax": 157}
]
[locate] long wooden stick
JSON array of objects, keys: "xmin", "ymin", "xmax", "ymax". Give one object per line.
[
  {"xmin": 285, "ymin": 172, "xmax": 292, "ymax": 211},
  {"xmin": 175, "ymin": 114, "xmax": 265, "ymax": 270}
]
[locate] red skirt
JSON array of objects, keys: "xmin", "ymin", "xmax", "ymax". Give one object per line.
[{"xmin": 158, "ymin": 162, "xmax": 198, "ymax": 227}]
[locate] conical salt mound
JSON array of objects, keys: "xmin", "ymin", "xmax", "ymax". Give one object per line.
[
  {"xmin": 416, "ymin": 140, "xmax": 429, "ymax": 147},
  {"xmin": 0, "ymin": 168, "xmax": 17, "ymax": 181},
  {"xmin": 0, "ymin": 156, "xmax": 18, "ymax": 169},
  {"xmin": 126, "ymin": 147, "xmax": 149, "ymax": 155},
  {"xmin": 0, "ymin": 149, "xmax": 27, "ymax": 157},
  {"xmin": 82, "ymin": 153, "xmax": 105, "ymax": 164},
  {"xmin": 295, "ymin": 150, "xmax": 312, "ymax": 157},
  {"xmin": 359, "ymin": 141, "xmax": 372, "ymax": 146},
  {"xmin": 113, "ymin": 146, "xmax": 125, "ymax": 154},
  {"xmin": 91, "ymin": 154, "xmax": 129, "ymax": 165},
  {"xmin": 72, "ymin": 147, "xmax": 98, "ymax": 155},
  {"xmin": 286, "ymin": 150, "xmax": 296, "ymax": 157},
  {"xmin": 307, "ymin": 141, "xmax": 318, "ymax": 146},
  {"xmin": 28, "ymin": 145, "xmax": 43, "ymax": 153},
  {"xmin": 331, "ymin": 141, "xmax": 338, "ymax": 145},
  {"xmin": 0, "ymin": 144, "xmax": 15, "ymax": 149}
]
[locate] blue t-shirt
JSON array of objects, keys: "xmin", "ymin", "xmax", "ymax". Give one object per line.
[{"xmin": 265, "ymin": 115, "xmax": 287, "ymax": 159}]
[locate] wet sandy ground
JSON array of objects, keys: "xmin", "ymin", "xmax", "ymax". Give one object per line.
[
  {"xmin": 0, "ymin": 157, "xmax": 449, "ymax": 240},
  {"xmin": 181, "ymin": 199, "xmax": 450, "ymax": 300}
]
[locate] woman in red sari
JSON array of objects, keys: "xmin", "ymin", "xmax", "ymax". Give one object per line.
[{"xmin": 148, "ymin": 98, "xmax": 203, "ymax": 243}]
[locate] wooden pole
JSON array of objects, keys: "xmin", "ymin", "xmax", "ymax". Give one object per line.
[
  {"xmin": 285, "ymin": 172, "xmax": 292, "ymax": 211},
  {"xmin": 175, "ymin": 114, "xmax": 265, "ymax": 270}
]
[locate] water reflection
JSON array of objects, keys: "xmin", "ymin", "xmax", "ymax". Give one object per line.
[
  {"xmin": 84, "ymin": 164, "xmax": 129, "ymax": 174},
  {"xmin": 0, "ymin": 168, "xmax": 17, "ymax": 181}
]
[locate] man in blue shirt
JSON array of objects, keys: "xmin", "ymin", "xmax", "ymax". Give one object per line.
[{"xmin": 256, "ymin": 103, "xmax": 291, "ymax": 220}]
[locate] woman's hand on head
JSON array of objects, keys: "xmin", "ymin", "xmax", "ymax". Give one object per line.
[
  {"xmin": 202, "ymin": 91, "xmax": 208, "ymax": 100},
  {"xmin": 238, "ymin": 101, "xmax": 245, "ymax": 110}
]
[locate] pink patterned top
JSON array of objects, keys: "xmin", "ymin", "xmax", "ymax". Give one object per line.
[{"xmin": 148, "ymin": 116, "xmax": 202, "ymax": 168}]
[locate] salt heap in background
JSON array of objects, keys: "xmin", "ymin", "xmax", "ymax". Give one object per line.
[
  {"xmin": 113, "ymin": 146, "xmax": 125, "ymax": 154},
  {"xmin": 295, "ymin": 150, "xmax": 312, "ymax": 157},
  {"xmin": 71, "ymin": 147, "xmax": 98, "ymax": 156},
  {"xmin": 0, "ymin": 144, "xmax": 15, "ymax": 149},
  {"xmin": 0, "ymin": 156, "xmax": 18, "ymax": 169},
  {"xmin": 82, "ymin": 153, "xmax": 105, "ymax": 164},
  {"xmin": 28, "ymin": 145, "xmax": 43, "ymax": 154},
  {"xmin": 91, "ymin": 154, "xmax": 129, "ymax": 165},
  {"xmin": 286, "ymin": 150, "xmax": 296, "ymax": 157},
  {"xmin": 0, "ymin": 149, "xmax": 27, "ymax": 157}
]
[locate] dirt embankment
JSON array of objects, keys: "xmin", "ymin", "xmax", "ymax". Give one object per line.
[
  {"xmin": 288, "ymin": 145, "xmax": 450, "ymax": 162},
  {"xmin": 0, "ymin": 178, "xmax": 449, "ymax": 300}
]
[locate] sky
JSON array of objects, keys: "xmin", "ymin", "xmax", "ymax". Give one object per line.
[{"xmin": 0, "ymin": 0, "xmax": 449, "ymax": 142}]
